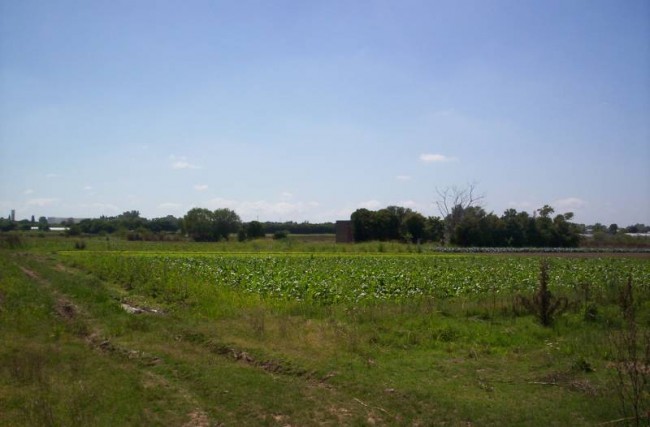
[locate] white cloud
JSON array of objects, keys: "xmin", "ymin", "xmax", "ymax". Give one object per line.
[
  {"xmin": 159, "ymin": 202, "xmax": 183, "ymax": 210},
  {"xmin": 508, "ymin": 200, "xmax": 536, "ymax": 211},
  {"xmin": 398, "ymin": 200, "xmax": 419, "ymax": 209},
  {"xmin": 26, "ymin": 198, "xmax": 58, "ymax": 207},
  {"xmin": 92, "ymin": 203, "xmax": 120, "ymax": 213},
  {"xmin": 194, "ymin": 184, "xmax": 209, "ymax": 191},
  {"xmin": 205, "ymin": 197, "xmax": 321, "ymax": 221},
  {"xmin": 172, "ymin": 160, "xmax": 201, "ymax": 170},
  {"xmin": 24, "ymin": 189, "xmax": 34, "ymax": 195},
  {"xmin": 396, "ymin": 175, "xmax": 411, "ymax": 181},
  {"xmin": 358, "ymin": 200, "xmax": 382, "ymax": 210},
  {"xmin": 83, "ymin": 185, "xmax": 93, "ymax": 191},
  {"xmin": 170, "ymin": 155, "xmax": 201, "ymax": 170},
  {"xmin": 45, "ymin": 173, "xmax": 59, "ymax": 178},
  {"xmin": 554, "ymin": 197, "xmax": 587, "ymax": 211},
  {"xmin": 79, "ymin": 203, "xmax": 120, "ymax": 214},
  {"xmin": 280, "ymin": 191, "xmax": 293, "ymax": 200},
  {"xmin": 420, "ymin": 153, "xmax": 456, "ymax": 163}
]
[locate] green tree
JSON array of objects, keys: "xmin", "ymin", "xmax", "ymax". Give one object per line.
[
  {"xmin": 535, "ymin": 205, "xmax": 555, "ymax": 246},
  {"xmin": 0, "ymin": 218, "xmax": 16, "ymax": 232},
  {"xmin": 451, "ymin": 206, "xmax": 486, "ymax": 246},
  {"xmin": 149, "ymin": 215, "xmax": 180, "ymax": 233},
  {"xmin": 183, "ymin": 208, "xmax": 216, "ymax": 241},
  {"xmin": 608, "ymin": 223, "xmax": 619, "ymax": 235},
  {"xmin": 502, "ymin": 209, "xmax": 527, "ymax": 247},
  {"xmin": 118, "ymin": 210, "xmax": 146, "ymax": 230},
  {"xmin": 425, "ymin": 216, "xmax": 445, "ymax": 243},
  {"xmin": 402, "ymin": 211, "xmax": 426, "ymax": 243},
  {"xmin": 551, "ymin": 213, "xmax": 579, "ymax": 247},
  {"xmin": 592, "ymin": 223, "xmax": 607, "ymax": 233},
  {"xmin": 212, "ymin": 208, "xmax": 241, "ymax": 240},
  {"xmin": 245, "ymin": 221, "xmax": 265, "ymax": 239},
  {"xmin": 351, "ymin": 209, "xmax": 375, "ymax": 242},
  {"xmin": 37, "ymin": 216, "xmax": 50, "ymax": 231}
]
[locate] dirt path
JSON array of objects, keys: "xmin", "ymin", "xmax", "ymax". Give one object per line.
[{"xmin": 15, "ymin": 257, "xmax": 215, "ymax": 426}]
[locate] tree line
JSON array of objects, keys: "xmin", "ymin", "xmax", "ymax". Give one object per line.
[
  {"xmin": 1, "ymin": 201, "xmax": 647, "ymax": 247},
  {"xmin": 0, "ymin": 209, "xmax": 334, "ymax": 241},
  {"xmin": 351, "ymin": 204, "xmax": 584, "ymax": 247}
]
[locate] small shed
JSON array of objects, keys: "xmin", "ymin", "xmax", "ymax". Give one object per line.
[{"xmin": 335, "ymin": 220, "xmax": 354, "ymax": 243}]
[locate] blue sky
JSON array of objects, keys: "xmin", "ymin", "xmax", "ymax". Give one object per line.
[{"xmin": 1, "ymin": 0, "xmax": 648, "ymax": 225}]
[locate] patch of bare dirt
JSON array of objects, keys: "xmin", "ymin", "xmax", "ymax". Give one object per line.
[
  {"xmin": 54, "ymin": 263, "xmax": 75, "ymax": 273},
  {"xmin": 55, "ymin": 299, "xmax": 78, "ymax": 320},
  {"xmin": 85, "ymin": 332, "xmax": 162, "ymax": 366},
  {"xmin": 19, "ymin": 266, "xmax": 41, "ymax": 281},
  {"xmin": 120, "ymin": 302, "xmax": 163, "ymax": 315},
  {"xmin": 183, "ymin": 410, "xmax": 211, "ymax": 427},
  {"xmin": 531, "ymin": 371, "xmax": 600, "ymax": 396}
]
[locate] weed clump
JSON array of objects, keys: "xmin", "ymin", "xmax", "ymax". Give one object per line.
[
  {"xmin": 610, "ymin": 275, "xmax": 650, "ymax": 426},
  {"xmin": 1, "ymin": 233, "xmax": 24, "ymax": 249},
  {"xmin": 517, "ymin": 259, "xmax": 567, "ymax": 327}
]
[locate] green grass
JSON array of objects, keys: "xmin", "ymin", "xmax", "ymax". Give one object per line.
[{"xmin": 1, "ymin": 236, "xmax": 648, "ymax": 425}]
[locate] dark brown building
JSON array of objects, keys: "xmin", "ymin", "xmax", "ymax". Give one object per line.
[{"xmin": 335, "ymin": 220, "xmax": 354, "ymax": 243}]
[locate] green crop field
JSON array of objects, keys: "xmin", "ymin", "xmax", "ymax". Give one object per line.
[
  {"xmin": 2, "ymin": 235, "xmax": 650, "ymax": 425},
  {"xmin": 62, "ymin": 251, "xmax": 650, "ymax": 304}
]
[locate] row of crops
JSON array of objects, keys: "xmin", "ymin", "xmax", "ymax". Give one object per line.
[{"xmin": 60, "ymin": 252, "xmax": 650, "ymax": 305}]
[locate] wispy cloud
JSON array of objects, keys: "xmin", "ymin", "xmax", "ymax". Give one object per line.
[
  {"xmin": 205, "ymin": 197, "xmax": 321, "ymax": 220},
  {"xmin": 88, "ymin": 203, "xmax": 120, "ymax": 213},
  {"xmin": 45, "ymin": 173, "xmax": 59, "ymax": 178},
  {"xmin": 398, "ymin": 200, "xmax": 419, "ymax": 209},
  {"xmin": 172, "ymin": 160, "xmax": 201, "ymax": 170},
  {"xmin": 554, "ymin": 197, "xmax": 587, "ymax": 211},
  {"xmin": 508, "ymin": 200, "xmax": 536, "ymax": 211},
  {"xmin": 358, "ymin": 200, "xmax": 382, "ymax": 210},
  {"xmin": 194, "ymin": 184, "xmax": 209, "ymax": 191},
  {"xmin": 280, "ymin": 191, "xmax": 293, "ymax": 200},
  {"xmin": 419, "ymin": 153, "xmax": 456, "ymax": 163},
  {"xmin": 170, "ymin": 155, "xmax": 201, "ymax": 170},
  {"xmin": 396, "ymin": 175, "xmax": 411, "ymax": 181},
  {"xmin": 159, "ymin": 202, "xmax": 183, "ymax": 210},
  {"xmin": 26, "ymin": 198, "xmax": 58, "ymax": 207},
  {"xmin": 83, "ymin": 185, "xmax": 93, "ymax": 191},
  {"xmin": 24, "ymin": 189, "xmax": 34, "ymax": 195}
]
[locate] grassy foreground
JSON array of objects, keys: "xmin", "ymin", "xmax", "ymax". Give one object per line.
[{"xmin": 1, "ymin": 236, "xmax": 649, "ymax": 425}]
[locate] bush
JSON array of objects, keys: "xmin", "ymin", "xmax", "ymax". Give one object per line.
[
  {"xmin": 0, "ymin": 233, "xmax": 23, "ymax": 249},
  {"xmin": 273, "ymin": 230, "xmax": 289, "ymax": 240},
  {"xmin": 74, "ymin": 240, "xmax": 86, "ymax": 250}
]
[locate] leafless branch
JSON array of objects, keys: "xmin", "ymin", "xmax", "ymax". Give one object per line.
[{"xmin": 434, "ymin": 182, "xmax": 484, "ymax": 218}]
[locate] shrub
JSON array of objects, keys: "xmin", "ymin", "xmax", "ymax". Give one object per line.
[
  {"xmin": 516, "ymin": 259, "xmax": 567, "ymax": 326},
  {"xmin": 273, "ymin": 230, "xmax": 289, "ymax": 240},
  {"xmin": 1, "ymin": 233, "xmax": 23, "ymax": 249}
]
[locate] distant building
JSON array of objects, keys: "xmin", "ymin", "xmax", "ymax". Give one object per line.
[
  {"xmin": 335, "ymin": 220, "xmax": 354, "ymax": 243},
  {"xmin": 47, "ymin": 217, "xmax": 88, "ymax": 225},
  {"xmin": 10, "ymin": 210, "xmax": 15, "ymax": 221}
]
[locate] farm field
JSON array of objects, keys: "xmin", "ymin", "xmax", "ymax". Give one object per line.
[{"xmin": 1, "ymin": 236, "xmax": 650, "ymax": 425}]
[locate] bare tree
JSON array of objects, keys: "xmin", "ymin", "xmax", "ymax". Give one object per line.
[
  {"xmin": 434, "ymin": 183, "xmax": 484, "ymax": 218},
  {"xmin": 434, "ymin": 183, "xmax": 484, "ymax": 242}
]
